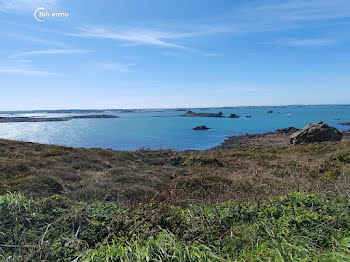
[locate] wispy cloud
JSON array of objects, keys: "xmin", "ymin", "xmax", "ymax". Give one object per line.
[
  {"xmin": 0, "ymin": 67, "xmax": 60, "ymax": 76},
  {"xmin": 192, "ymin": 0, "xmax": 350, "ymax": 35},
  {"xmin": 97, "ymin": 63, "xmax": 136, "ymax": 72},
  {"xmin": 10, "ymin": 49, "xmax": 91, "ymax": 58},
  {"xmin": 209, "ymin": 87, "xmax": 265, "ymax": 94},
  {"xmin": 203, "ymin": 53, "xmax": 223, "ymax": 57},
  {"xmin": 71, "ymin": 26, "xmax": 194, "ymax": 50},
  {"xmin": 67, "ymin": 1, "xmax": 350, "ymax": 52},
  {"xmin": 248, "ymin": 0, "xmax": 350, "ymax": 22},
  {"xmin": 263, "ymin": 38, "xmax": 337, "ymax": 47},
  {"xmin": 1, "ymin": 32, "xmax": 67, "ymax": 48},
  {"xmin": 161, "ymin": 51, "xmax": 184, "ymax": 57},
  {"xmin": 0, "ymin": 0, "xmax": 58, "ymax": 12}
]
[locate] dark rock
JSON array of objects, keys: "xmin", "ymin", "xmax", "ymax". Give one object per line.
[
  {"xmin": 338, "ymin": 122, "xmax": 350, "ymax": 126},
  {"xmin": 290, "ymin": 122, "xmax": 343, "ymax": 145},
  {"xmin": 193, "ymin": 125, "xmax": 210, "ymax": 130},
  {"xmin": 343, "ymin": 130, "xmax": 350, "ymax": 140},
  {"xmin": 276, "ymin": 127, "xmax": 299, "ymax": 134},
  {"xmin": 182, "ymin": 111, "xmax": 224, "ymax": 118},
  {"xmin": 229, "ymin": 114, "xmax": 240, "ymax": 118},
  {"xmin": 267, "ymin": 110, "xmax": 273, "ymax": 113},
  {"xmin": 71, "ymin": 114, "xmax": 119, "ymax": 119}
]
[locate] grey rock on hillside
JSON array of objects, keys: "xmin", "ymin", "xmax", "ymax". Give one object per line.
[{"xmin": 290, "ymin": 121, "xmax": 342, "ymax": 145}]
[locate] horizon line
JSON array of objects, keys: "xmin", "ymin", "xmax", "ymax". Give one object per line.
[{"xmin": 0, "ymin": 103, "xmax": 350, "ymax": 113}]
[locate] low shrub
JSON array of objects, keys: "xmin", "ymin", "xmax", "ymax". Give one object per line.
[{"xmin": 2, "ymin": 192, "xmax": 350, "ymax": 261}]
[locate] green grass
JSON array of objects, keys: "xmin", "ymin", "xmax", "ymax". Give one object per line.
[
  {"xmin": 2, "ymin": 192, "xmax": 350, "ymax": 261},
  {"xmin": 2, "ymin": 139, "xmax": 350, "ymax": 260}
]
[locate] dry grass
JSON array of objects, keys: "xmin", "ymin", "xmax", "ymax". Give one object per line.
[{"xmin": 1, "ymin": 139, "xmax": 350, "ymax": 205}]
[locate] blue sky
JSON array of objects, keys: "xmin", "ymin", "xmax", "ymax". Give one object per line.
[{"xmin": 0, "ymin": 0, "xmax": 350, "ymax": 110}]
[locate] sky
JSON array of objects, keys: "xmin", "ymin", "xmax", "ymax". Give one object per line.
[{"xmin": 0, "ymin": 0, "xmax": 350, "ymax": 110}]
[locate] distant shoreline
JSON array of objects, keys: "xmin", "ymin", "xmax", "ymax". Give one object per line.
[
  {"xmin": 1, "ymin": 104, "xmax": 350, "ymax": 114},
  {"xmin": 0, "ymin": 114, "xmax": 119, "ymax": 123}
]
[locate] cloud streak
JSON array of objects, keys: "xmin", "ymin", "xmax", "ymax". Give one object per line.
[
  {"xmin": 71, "ymin": 26, "xmax": 194, "ymax": 50},
  {"xmin": 97, "ymin": 62, "xmax": 136, "ymax": 72},
  {"xmin": 183, "ymin": 0, "xmax": 350, "ymax": 35},
  {"xmin": 66, "ymin": 1, "xmax": 350, "ymax": 52},
  {"xmin": 1, "ymin": 32, "xmax": 67, "ymax": 48},
  {"xmin": 249, "ymin": 0, "xmax": 350, "ymax": 22},
  {"xmin": 0, "ymin": 67, "xmax": 60, "ymax": 76},
  {"xmin": 10, "ymin": 49, "xmax": 91, "ymax": 58},
  {"xmin": 263, "ymin": 38, "xmax": 337, "ymax": 47},
  {"xmin": 203, "ymin": 53, "xmax": 223, "ymax": 57}
]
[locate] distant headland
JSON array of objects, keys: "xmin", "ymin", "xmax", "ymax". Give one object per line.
[{"xmin": 0, "ymin": 114, "xmax": 119, "ymax": 123}]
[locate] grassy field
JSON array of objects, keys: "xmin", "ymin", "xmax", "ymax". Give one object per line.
[{"xmin": 1, "ymin": 138, "xmax": 350, "ymax": 261}]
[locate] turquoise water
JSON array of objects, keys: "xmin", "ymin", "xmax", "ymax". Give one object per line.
[{"xmin": 0, "ymin": 105, "xmax": 349, "ymax": 151}]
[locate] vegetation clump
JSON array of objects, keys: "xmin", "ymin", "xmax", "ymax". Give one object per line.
[
  {"xmin": 2, "ymin": 192, "xmax": 350, "ymax": 261},
  {"xmin": 2, "ymin": 139, "xmax": 350, "ymax": 260}
]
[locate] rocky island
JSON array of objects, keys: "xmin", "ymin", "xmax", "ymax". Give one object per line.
[
  {"xmin": 0, "ymin": 114, "xmax": 119, "ymax": 123},
  {"xmin": 229, "ymin": 113, "xmax": 240, "ymax": 118},
  {"xmin": 181, "ymin": 111, "xmax": 241, "ymax": 118},
  {"xmin": 70, "ymin": 114, "xmax": 119, "ymax": 119},
  {"xmin": 181, "ymin": 110, "xmax": 224, "ymax": 117},
  {"xmin": 339, "ymin": 122, "xmax": 350, "ymax": 126},
  {"xmin": 192, "ymin": 125, "xmax": 210, "ymax": 130}
]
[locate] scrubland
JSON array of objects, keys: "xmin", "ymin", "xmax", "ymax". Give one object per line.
[{"xmin": 1, "ymin": 138, "xmax": 350, "ymax": 261}]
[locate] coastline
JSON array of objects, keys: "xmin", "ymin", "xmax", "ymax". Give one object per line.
[
  {"xmin": 0, "ymin": 125, "xmax": 349, "ymax": 152},
  {"xmin": 0, "ymin": 114, "xmax": 119, "ymax": 123},
  {"xmin": 2, "ymin": 126, "xmax": 350, "ymax": 261},
  {"xmin": 1, "ymin": 127, "xmax": 350, "ymax": 204},
  {"xmin": 213, "ymin": 128, "xmax": 350, "ymax": 150},
  {"xmin": 1, "ymin": 105, "xmax": 350, "ymax": 151}
]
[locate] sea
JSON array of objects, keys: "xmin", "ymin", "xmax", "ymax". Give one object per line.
[{"xmin": 0, "ymin": 105, "xmax": 349, "ymax": 151}]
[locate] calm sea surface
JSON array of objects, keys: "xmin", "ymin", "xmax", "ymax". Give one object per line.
[{"xmin": 0, "ymin": 105, "xmax": 349, "ymax": 151}]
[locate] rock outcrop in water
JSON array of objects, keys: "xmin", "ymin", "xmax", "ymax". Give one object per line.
[
  {"xmin": 339, "ymin": 122, "xmax": 350, "ymax": 126},
  {"xmin": 181, "ymin": 111, "xmax": 242, "ymax": 118},
  {"xmin": 70, "ymin": 115, "xmax": 119, "ymax": 119},
  {"xmin": 181, "ymin": 111, "xmax": 224, "ymax": 118},
  {"xmin": 290, "ymin": 122, "xmax": 342, "ymax": 145},
  {"xmin": 193, "ymin": 125, "xmax": 210, "ymax": 130}
]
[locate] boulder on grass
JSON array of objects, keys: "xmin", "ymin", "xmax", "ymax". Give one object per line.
[{"xmin": 290, "ymin": 121, "xmax": 342, "ymax": 145}]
